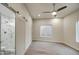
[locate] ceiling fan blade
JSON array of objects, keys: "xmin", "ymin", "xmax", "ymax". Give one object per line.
[
  {"xmin": 57, "ymin": 6, "xmax": 67, "ymax": 12},
  {"xmin": 42, "ymin": 11, "xmax": 52, "ymax": 13}
]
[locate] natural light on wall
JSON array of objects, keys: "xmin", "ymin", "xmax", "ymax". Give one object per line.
[{"xmin": 76, "ymin": 20, "xmax": 79, "ymax": 42}]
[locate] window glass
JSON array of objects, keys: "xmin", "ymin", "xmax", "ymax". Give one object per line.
[{"xmin": 40, "ymin": 25, "xmax": 52, "ymax": 38}]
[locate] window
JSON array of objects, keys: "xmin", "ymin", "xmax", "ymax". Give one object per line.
[
  {"xmin": 40, "ymin": 25, "xmax": 52, "ymax": 38},
  {"xmin": 76, "ymin": 20, "xmax": 79, "ymax": 42}
]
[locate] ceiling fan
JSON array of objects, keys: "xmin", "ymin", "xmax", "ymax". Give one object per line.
[{"xmin": 42, "ymin": 3, "xmax": 67, "ymax": 17}]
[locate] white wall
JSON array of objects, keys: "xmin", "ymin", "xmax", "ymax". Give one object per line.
[
  {"xmin": 64, "ymin": 10, "xmax": 79, "ymax": 50},
  {"xmin": 32, "ymin": 18, "xmax": 64, "ymax": 42},
  {"xmin": 15, "ymin": 16, "xmax": 26, "ymax": 55},
  {"xmin": 9, "ymin": 4, "xmax": 32, "ymax": 55}
]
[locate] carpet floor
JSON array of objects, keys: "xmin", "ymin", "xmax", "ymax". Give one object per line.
[{"xmin": 25, "ymin": 40, "xmax": 79, "ymax": 55}]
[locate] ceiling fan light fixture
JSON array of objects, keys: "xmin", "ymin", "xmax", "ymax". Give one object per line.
[{"xmin": 51, "ymin": 11, "xmax": 57, "ymax": 16}]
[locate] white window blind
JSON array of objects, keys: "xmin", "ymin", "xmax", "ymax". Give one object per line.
[
  {"xmin": 76, "ymin": 21, "xmax": 79, "ymax": 42},
  {"xmin": 40, "ymin": 25, "xmax": 52, "ymax": 37}
]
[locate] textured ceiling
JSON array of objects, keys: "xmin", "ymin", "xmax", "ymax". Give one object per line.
[{"xmin": 25, "ymin": 3, "xmax": 79, "ymax": 19}]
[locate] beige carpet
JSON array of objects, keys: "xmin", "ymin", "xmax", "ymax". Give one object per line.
[{"xmin": 25, "ymin": 40, "xmax": 79, "ymax": 55}]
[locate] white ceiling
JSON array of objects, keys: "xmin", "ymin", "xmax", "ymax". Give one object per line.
[{"xmin": 25, "ymin": 3, "xmax": 79, "ymax": 19}]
